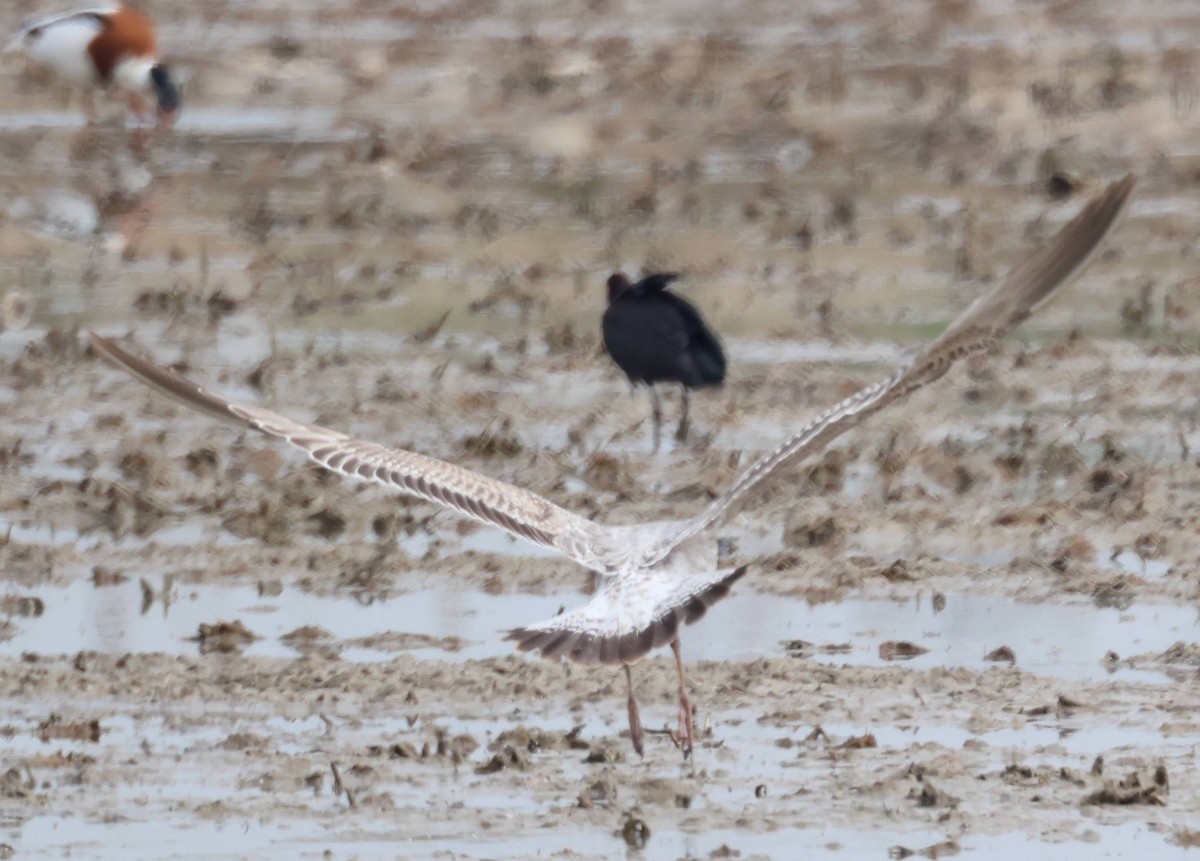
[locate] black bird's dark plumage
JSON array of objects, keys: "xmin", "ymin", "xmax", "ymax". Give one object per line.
[{"xmin": 602, "ymin": 272, "xmax": 727, "ymax": 450}]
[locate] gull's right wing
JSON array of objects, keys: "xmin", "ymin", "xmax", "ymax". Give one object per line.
[{"xmin": 658, "ymin": 175, "xmax": 1136, "ymax": 554}]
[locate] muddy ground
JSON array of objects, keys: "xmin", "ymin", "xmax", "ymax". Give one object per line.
[{"xmin": 2, "ymin": 0, "xmax": 1200, "ymax": 857}]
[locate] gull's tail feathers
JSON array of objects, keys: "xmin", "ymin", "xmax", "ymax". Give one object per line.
[{"xmin": 506, "ymin": 565, "xmax": 748, "ymax": 666}]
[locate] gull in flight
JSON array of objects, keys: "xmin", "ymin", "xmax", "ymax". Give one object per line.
[{"xmin": 89, "ymin": 176, "xmax": 1134, "ymax": 758}]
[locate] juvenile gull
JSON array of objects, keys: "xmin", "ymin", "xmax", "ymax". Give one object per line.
[{"xmin": 89, "ymin": 176, "xmax": 1134, "ymax": 758}]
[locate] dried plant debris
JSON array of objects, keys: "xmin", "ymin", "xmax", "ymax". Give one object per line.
[
  {"xmin": 345, "ymin": 631, "xmax": 465, "ymax": 653},
  {"xmin": 879, "ymin": 641, "xmax": 930, "ymax": 661},
  {"xmin": 474, "ymin": 744, "xmax": 530, "ymax": 774},
  {"xmin": 436, "ymin": 731, "xmax": 481, "ymax": 761},
  {"xmin": 913, "ymin": 781, "xmax": 960, "ymax": 809},
  {"xmin": 91, "ymin": 566, "xmax": 127, "ymax": 587},
  {"xmin": 984, "ymin": 645, "xmax": 1016, "ymax": 664},
  {"xmin": 37, "ymin": 714, "xmax": 102, "ymax": 743},
  {"xmin": 784, "ymin": 515, "xmax": 841, "ymax": 548},
  {"xmin": 890, "ymin": 839, "xmax": 962, "ymax": 859},
  {"xmin": 193, "ymin": 621, "xmax": 259, "ymax": 655},
  {"xmin": 1084, "ymin": 765, "xmax": 1169, "ymax": 806},
  {"xmin": 1170, "ymin": 829, "xmax": 1200, "ymax": 849},
  {"xmin": 489, "ymin": 725, "xmax": 585, "ymax": 754},
  {"xmin": 1092, "ymin": 581, "xmax": 1136, "ymax": 610},
  {"xmin": 279, "ymin": 625, "xmax": 337, "ymax": 654},
  {"xmin": 1147, "ymin": 642, "xmax": 1200, "ymax": 667},
  {"xmin": 880, "ymin": 559, "xmax": 916, "ymax": 582},
  {"xmin": 0, "ymin": 768, "xmax": 34, "ymax": 799},
  {"xmin": 579, "ymin": 775, "xmax": 619, "ymax": 808},
  {"xmin": 839, "ymin": 732, "xmax": 877, "ymax": 749},
  {"xmin": 584, "ymin": 743, "xmax": 626, "ymax": 765},
  {"xmin": 459, "ymin": 419, "xmax": 523, "ymax": 459},
  {"xmin": 621, "ymin": 815, "xmax": 651, "ymax": 849},
  {"xmin": 0, "ymin": 596, "xmax": 43, "ymax": 618},
  {"xmin": 998, "ymin": 763, "xmax": 1090, "ymax": 790}
]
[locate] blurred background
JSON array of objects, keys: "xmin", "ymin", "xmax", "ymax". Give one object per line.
[
  {"xmin": 3, "ymin": 0, "xmax": 1195, "ymax": 344},
  {"xmin": 1, "ymin": 0, "xmax": 1199, "ymax": 858}
]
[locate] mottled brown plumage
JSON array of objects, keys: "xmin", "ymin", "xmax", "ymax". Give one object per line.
[{"xmin": 89, "ymin": 175, "xmax": 1135, "ymax": 758}]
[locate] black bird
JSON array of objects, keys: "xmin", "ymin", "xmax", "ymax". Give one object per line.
[{"xmin": 602, "ymin": 272, "xmax": 727, "ymax": 451}]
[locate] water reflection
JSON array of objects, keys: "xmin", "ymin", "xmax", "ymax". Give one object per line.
[
  {"xmin": 6, "ymin": 815, "xmax": 1187, "ymax": 861},
  {"xmin": 0, "ymin": 578, "xmax": 1193, "ymax": 683}
]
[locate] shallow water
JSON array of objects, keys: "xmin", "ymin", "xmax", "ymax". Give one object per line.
[
  {"xmin": 5, "ymin": 813, "xmax": 1188, "ymax": 860},
  {"xmin": 0, "ymin": 107, "xmax": 347, "ymax": 139},
  {"xmin": 0, "ymin": 576, "xmax": 1191, "ymax": 683},
  {"xmin": 2, "ymin": 698, "xmax": 1173, "ymax": 804}
]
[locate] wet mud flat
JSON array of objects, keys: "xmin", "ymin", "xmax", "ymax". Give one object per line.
[
  {"xmin": 5, "ymin": 330, "xmax": 1200, "ymax": 859},
  {"xmin": 1, "ymin": 648, "xmax": 1199, "ymax": 860},
  {"xmin": 3, "ymin": 0, "xmax": 1200, "ymax": 857}
]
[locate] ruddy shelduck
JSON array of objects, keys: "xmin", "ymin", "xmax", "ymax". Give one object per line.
[{"xmin": 10, "ymin": 4, "xmax": 180, "ymax": 127}]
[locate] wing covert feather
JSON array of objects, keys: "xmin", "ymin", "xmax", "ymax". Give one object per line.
[
  {"xmin": 659, "ymin": 176, "xmax": 1135, "ymax": 552},
  {"xmin": 88, "ymin": 332, "xmax": 602, "ymax": 564}
]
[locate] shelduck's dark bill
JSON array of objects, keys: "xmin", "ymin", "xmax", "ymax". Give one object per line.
[{"xmin": 150, "ymin": 63, "xmax": 180, "ymax": 120}]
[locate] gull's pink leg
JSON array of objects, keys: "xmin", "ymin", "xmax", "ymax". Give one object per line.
[
  {"xmin": 671, "ymin": 638, "xmax": 695, "ymax": 758},
  {"xmin": 625, "ymin": 665, "xmax": 645, "ymax": 757}
]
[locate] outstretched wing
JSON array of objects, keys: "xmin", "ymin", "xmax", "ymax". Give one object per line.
[
  {"xmin": 658, "ymin": 175, "xmax": 1135, "ymax": 553},
  {"xmin": 88, "ymin": 333, "xmax": 607, "ymax": 566}
]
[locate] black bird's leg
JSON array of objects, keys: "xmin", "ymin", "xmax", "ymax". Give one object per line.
[
  {"xmin": 625, "ymin": 664, "xmax": 645, "ymax": 757},
  {"xmin": 671, "ymin": 638, "xmax": 695, "ymax": 758},
  {"xmin": 676, "ymin": 386, "xmax": 691, "ymax": 442},
  {"xmin": 648, "ymin": 386, "xmax": 663, "ymax": 453}
]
